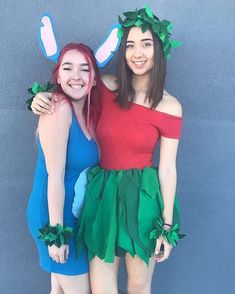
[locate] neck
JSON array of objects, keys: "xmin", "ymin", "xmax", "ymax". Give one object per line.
[
  {"xmin": 71, "ymin": 96, "xmax": 86, "ymax": 116},
  {"xmin": 132, "ymin": 73, "xmax": 150, "ymax": 94}
]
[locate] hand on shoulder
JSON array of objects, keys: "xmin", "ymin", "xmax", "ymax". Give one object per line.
[
  {"xmin": 101, "ymin": 74, "xmax": 118, "ymax": 91},
  {"xmin": 39, "ymin": 100, "xmax": 72, "ymax": 128},
  {"xmin": 157, "ymin": 91, "xmax": 182, "ymax": 117}
]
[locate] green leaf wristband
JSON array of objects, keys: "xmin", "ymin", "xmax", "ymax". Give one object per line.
[
  {"xmin": 26, "ymin": 81, "xmax": 55, "ymax": 111},
  {"xmin": 150, "ymin": 217, "xmax": 186, "ymax": 246},
  {"xmin": 38, "ymin": 223, "xmax": 74, "ymax": 248}
]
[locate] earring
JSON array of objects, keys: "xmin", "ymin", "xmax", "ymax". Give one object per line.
[{"xmin": 92, "ymin": 81, "xmax": 96, "ymax": 87}]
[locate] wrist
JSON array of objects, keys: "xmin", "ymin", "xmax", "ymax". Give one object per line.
[
  {"xmin": 163, "ymin": 223, "xmax": 173, "ymax": 231},
  {"xmin": 38, "ymin": 223, "xmax": 74, "ymax": 248}
]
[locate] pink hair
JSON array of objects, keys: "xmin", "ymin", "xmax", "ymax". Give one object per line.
[{"xmin": 52, "ymin": 43, "xmax": 102, "ymax": 134}]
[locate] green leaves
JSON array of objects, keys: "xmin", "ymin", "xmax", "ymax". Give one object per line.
[
  {"xmin": 123, "ymin": 11, "xmax": 137, "ymax": 19},
  {"xmin": 171, "ymin": 39, "xmax": 182, "ymax": 48},
  {"xmin": 149, "ymin": 217, "xmax": 185, "ymax": 246},
  {"xmin": 123, "ymin": 19, "xmax": 136, "ymax": 27},
  {"xmin": 26, "ymin": 81, "xmax": 55, "ymax": 111},
  {"xmin": 135, "ymin": 19, "xmax": 143, "ymax": 26},
  {"xmin": 38, "ymin": 223, "xmax": 74, "ymax": 248},
  {"xmin": 141, "ymin": 23, "xmax": 149, "ymax": 33},
  {"xmin": 117, "ymin": 5, "xmax": 181, "ymax": 59},
  {"xmin": 152, "ymin": 22, "xmax": 160, "ymax": 34},
  {"xmin": 117, "ymin": 27, "xmax": 124, "ymax": 39},
  {"xmin": 145, "ymin": 4, "xmax": 153, "ymax": 18}
]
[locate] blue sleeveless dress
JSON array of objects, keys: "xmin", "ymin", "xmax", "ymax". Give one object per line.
[{"xmin": 27, "ymin": 111, "xmax": 99, "ymax": 275}]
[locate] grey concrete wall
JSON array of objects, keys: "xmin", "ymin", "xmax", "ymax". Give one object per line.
[{"xmin": 1, "ymin": 0, "xmax": 234, "ymax": 293}]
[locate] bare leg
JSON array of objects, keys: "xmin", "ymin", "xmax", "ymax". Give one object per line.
[
  {"xmin": 125, "ymin": 254, "xmax": 156, "ymax": 294},
  {"xmin": 89, "ymin": 256, "xmax": 120, "ymax": 294},
  {"xmin": 54, "ymin": 273, "xmax": 90, "ymax": 294},
  {"xmin": 50, "ymin": 273, "xmax": 64, "ymax": 294}
]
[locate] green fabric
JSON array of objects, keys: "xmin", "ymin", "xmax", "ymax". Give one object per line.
[
  {"xmin": 150, "ymin": 217, "xmax": 186, "ymax": 246},
  {"xmin": 117, "ymin": 5, "xmax": 181, "ymax": 59},
  {"xmin": 26, "ymin": 81, "xmax": 55, "ymax": 111},
  {"xmin": 39, "ymin": 223, "xmax": 74, "ymax": 248},
  {"xmin": 76, "ymin": 166, "xmax": 182, "ymax": 265}
]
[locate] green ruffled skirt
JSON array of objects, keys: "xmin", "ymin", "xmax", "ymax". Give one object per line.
[{"xmin": 76, "ymin": 166, "xmax": 180, "ymax": 265}]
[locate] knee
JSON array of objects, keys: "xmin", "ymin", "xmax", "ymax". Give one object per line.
[{"xmin": 127, "ymin": 277, "xmax": 149, "ymax": 294}]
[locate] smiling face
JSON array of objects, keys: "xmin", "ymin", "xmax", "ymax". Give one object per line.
[
  {"xmin": 57, "ymin": 49, "xmax": 95, "ymax": 101},
  {"xmin": 125, "ymin": 27, "xmax": 154, "ymax": 76}
]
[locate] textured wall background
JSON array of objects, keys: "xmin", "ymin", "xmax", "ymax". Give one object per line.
[{"xmin": 1, "ymin": 0, "xmax": 235, "ymax": 293}]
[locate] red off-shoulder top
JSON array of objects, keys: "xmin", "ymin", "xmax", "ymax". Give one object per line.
[{"xmin": 96, "ymin": 84, "xmax": 182, "ymax": 170}]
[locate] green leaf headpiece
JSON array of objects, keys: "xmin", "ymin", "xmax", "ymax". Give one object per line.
[{"xmin": 117, "ymin": 5, "xmax": 181, "ymax": 59}]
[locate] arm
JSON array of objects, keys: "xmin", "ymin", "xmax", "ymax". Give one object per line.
[
  {"xmin": 155, "ymin": 98, "xmax": 182, "ymax": 262},
  {"xmin": 158, "ymin": 137, "xmax": 179, "ymax": 225},
  {"xmin": 38, "ymin": 101, "xmax": 71, "ymax": 263},
  {"xmin": 101, "ymin": 74, "xmax": 119, "ymax": 91}
]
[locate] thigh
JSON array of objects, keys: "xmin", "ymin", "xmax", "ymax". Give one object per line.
[
  {"xmin": 125, "ymin": 254, "xmax": 156, "ymax": 294},
  {"xmin": 51, "ymin": 273, "xmax": 64, "ymax": 294},
  {"xmin": 89, "ymin": 256, "xmax": 120, "ymax": 294},
  {"xmin": 55, "ymin": 273, "xmax": 90, "ymax": 294}
]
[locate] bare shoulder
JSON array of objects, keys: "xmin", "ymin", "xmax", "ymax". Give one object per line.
[
  {"xmin": 39, "ymin": 100, "xmax": 72, "ymax": 126},
  {"xmin": 101, "ymin": 74, "xmax": 118, "ymax": 91},
  {"xmin": 157, "ymin": 91, "xmax": 182, "ymax": 117}
]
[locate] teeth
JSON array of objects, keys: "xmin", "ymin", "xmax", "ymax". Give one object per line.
[
  {"xmin": 70, "ymin": 84, "xmax": 83, "ymax": 89},
  {"xmin": 133, "ymin": 61, "xmax": 146, "ymax": 65}
]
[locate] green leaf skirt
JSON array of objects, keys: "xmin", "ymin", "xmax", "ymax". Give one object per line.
[{"xmin": 76, "ymin": 165, "xmax": 180, "ymax": 265}]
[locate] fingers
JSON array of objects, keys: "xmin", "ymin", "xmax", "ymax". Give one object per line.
[
  {"xmin": 65, "ymin": 245, "xmax": 69, "ymax": 261},
  {"xmin": 154, "ymin": 237, "xmax": 162, "ymax": 256},
  {"xmin": 155, "ymin": 240, "xmax": 173, "ymax": 263},
  {"xmin": 31, "ymin": 93, "xmax": 54, "ymax": 115},
  {"xmin": 48, "ymin": 245, "xmax": 68, "ymax": 264}
]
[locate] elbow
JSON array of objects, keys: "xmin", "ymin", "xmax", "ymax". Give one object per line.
[
  {"xmin": 47, "ymin": 170, "xmax": 65, "ymax": 183},
  {"xmin": 158, "ymin": 165, "xmax": 177, "ymax": 181}
]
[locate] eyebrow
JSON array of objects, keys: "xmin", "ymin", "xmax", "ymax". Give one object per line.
[
  {"xmin": 61, "ymin": 62, "xmax": 89, "ymax": 66},
  {"xmin": 126, "ymin": 38, "xmax": 153, "ymax": 43}
]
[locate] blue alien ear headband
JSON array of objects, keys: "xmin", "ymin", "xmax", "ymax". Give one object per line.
[
  {"xmin": 94, "ymin": 23, "xmax": 121, "ymax": 67},
  {"xmin": 38, "ymin": 13, "xmax": 121, "ymax": 67},
  {"xmin": 38, "ymin": 14, "xmax": 60, "ymax": 63}
]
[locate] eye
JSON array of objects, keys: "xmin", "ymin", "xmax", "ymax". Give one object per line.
[
  {"xmin": 82, "ymin": 68, "xmax": 90, "ymax": 72},
  {"xmin": 126, "ymin": 43, "xmax": 134, "ymax": 49},
  {"xmin": 143, "ymin": 42, "xmax": 153, "ymax": 47},
  {"xmin": 62, "ymin": 67, "xmax": 72, "ymax": 71}
]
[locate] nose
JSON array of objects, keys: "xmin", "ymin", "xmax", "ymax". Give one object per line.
[
  {"xmin": 72, "ymin": 69, "xmax": 81, "ymax": 80},
  {"xmin": 133, "ymin": 46, "xmax": 144, "ymax": 58}
]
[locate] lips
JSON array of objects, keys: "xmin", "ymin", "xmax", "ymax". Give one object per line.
[
  {"xmin": 132, "ymin": 60, "xmax": 147, "ymax": 68},
  {"xmin": 69, "ymin": 84, "xmax": 84, "ymax": 90}
]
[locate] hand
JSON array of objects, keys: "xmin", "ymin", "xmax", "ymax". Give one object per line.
[
  {"xmin": 154, "ymin": 235, "xmax": 173, "ymax": 262},
  {"xmin": 32, "ymin": 92, "xmax": 55, "ymax": 115},
  {"xmin": 48, "ymin": 244, "xmax": 69, "ymax": 264}
]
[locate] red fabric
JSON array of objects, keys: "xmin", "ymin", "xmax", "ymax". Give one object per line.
[{"xmin": 96, "ymin": 84, "xmax": 182, "ymax": 170}]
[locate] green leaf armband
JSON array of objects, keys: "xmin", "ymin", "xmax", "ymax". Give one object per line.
[
  {"xmin": 38, "ymin": 223, "xmax": 74, "ymax": 248},
  {"xmin": 26, "ymin": 81, "xmax": 55, "ymax": 111},
  {"xmin": 150, "ymin": 217, "xmax": 186, "ymax": 246}
]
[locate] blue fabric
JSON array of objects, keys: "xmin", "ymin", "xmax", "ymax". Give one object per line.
[
  {"xmin": 27, "ymin": 111, "xmax": 99, "ymax": 275},
  {"xmin": 72, "ymin": 167, "xmax": 89, "ymax": 219}
]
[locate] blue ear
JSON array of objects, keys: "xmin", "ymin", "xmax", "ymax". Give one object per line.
[
  {"xmin": 94, "ymin": 23, "xmax": 121, "ymax": 68},
  {"xmin": 38, "ymin": 13, "xmax": 60, "ymax": 63}
]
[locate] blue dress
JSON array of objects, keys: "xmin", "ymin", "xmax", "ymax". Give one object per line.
[{"xmin": 27, "ymin": 111, "xmax": 99, "ymax": 275}]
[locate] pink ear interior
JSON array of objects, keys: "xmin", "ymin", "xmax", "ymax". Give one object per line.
[
  {"xmin": 40, "ymin": 16, "xmax": 58, "ymax": 57},
  {"xmin": 95, "ymin": 28, "xmax": 119, "ymax": 63}
]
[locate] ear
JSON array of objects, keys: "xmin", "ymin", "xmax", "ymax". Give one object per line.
[
  {"xmin": 94, "ymin": 23, "xmax": 121, "ymax": 68},
  {"xmin": 57, "ymin": 77, "xmax": 61, "ymax": 84},
  {"xmin": 38, "ymin": 13, "xmax": 60, "ymax": 63}
]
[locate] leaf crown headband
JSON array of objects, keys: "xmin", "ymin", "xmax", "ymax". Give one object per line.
[{"xmin": 117, "ymin": 5, "xmax": 181, "ymax": 59}]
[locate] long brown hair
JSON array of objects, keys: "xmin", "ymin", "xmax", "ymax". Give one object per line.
[
  {"xmin": 116, "ymin": 27, "xmax": 166, "ymax": 109},
  {"xmin": 52, "ymin": 43, "xmax": 102, "ymax": 133}
]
